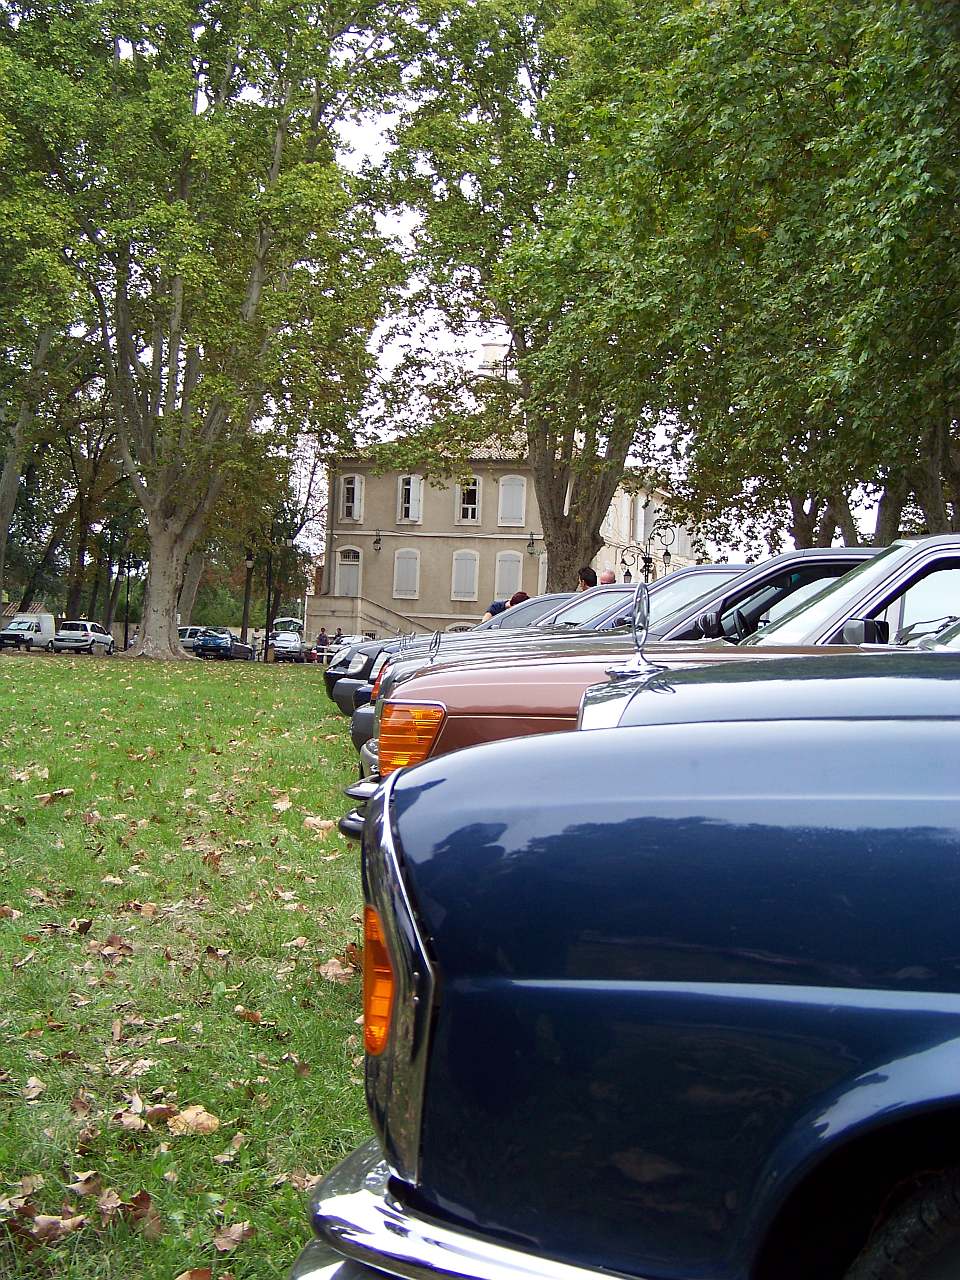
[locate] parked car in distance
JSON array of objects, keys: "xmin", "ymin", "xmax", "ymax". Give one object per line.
[
  {"xmin": 0, "ymin": 612, "xmax": 55, "ymax": 651},
  {"xmin": 178, "ymin": 625, "xmax": 205, "ymax": 652},
  {"xmin": 271, "ymin": 617, "xmax": 305, "ymax": 663},
  {"xmin": 194, "ymin": 628, "xmax": 254, "ymax": 660},
  {"xmin": 294, "ymin": 650, "xmax": 960, "ymax": 1280},
  {"xmin": 52, "ymin": 620, "xmax": 115, "ymax": 655}
]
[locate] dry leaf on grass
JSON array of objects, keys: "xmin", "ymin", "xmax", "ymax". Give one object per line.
[
  {"xmin": 282, "ymin": 936, "xmax": 309, "ymax": 949},
  {"xmin": 272, "ymin": 795, "xmax": 292, "ymax": 812},
  {"xmin": 34, "ymin": 788, "xmax": 75, "ymax": 806},
  {"xmin": 167, "ymin": 1104, "xmax": 219, "ymax": 1136},
  {"xmin": 212, "ymin": 1132, "xmax": 247, "ymax": 1165},
  {"xmin": 317, "ymin": 957, "xmax": 354, "ymax": 984},
  {"xmin": 65, "ymin": 1170, "xmax": 102, "ymax": 1197},
  {"xmin": 0, "ymin": 904, "xmax": 22, "ymax": 920},
  {"xmin": 22, "ymin": 1077, "xmax": 46, "ymax": 1100},
  {"xmin": 24, "ymin": 1210, "xmax": 88, "ymax": 1242},
  {"xmin": 213, "ymin": 1220, "xmax": 255, "ymax": 1252},
  {"xmin": 303, "ymin": 816, "xmax": 334, "ymax": 834},
  {"xmin": 233, "ymin": 1005, "xmax": 262, "ymax": 1025}
]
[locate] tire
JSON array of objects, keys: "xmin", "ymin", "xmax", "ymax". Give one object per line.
[
  {"xmin": 46, "ymin": 640, "xmax": 54, "ymax": 652},
  {"xmin": 844, "ymin": 1170, "xmax": 960, "ymax": 1280},
  {"xmin": 106, "ymin": 641, "xmax": 114, "ymax": 655},
  {"xmin": 87, "ymin": 643, "xmax": 95, "ymax": 654}
]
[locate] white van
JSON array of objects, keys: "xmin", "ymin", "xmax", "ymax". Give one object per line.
[{"xmin": 0, "ymin": 612, "xmax": 55, "ymax": 651}]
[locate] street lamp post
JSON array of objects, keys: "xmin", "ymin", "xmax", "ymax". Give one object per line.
[
  {"xmin": 240, "ymin": 550, "xmax": 255, "ymax": 645},
  {"xmin": 618, "ymin": 514, "xmax": 677, "ymax": 584}
]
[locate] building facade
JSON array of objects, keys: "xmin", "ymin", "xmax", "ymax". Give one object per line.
[{"xmin": 307, "ymin": 456, "xmax": 699, "ymax": 638}]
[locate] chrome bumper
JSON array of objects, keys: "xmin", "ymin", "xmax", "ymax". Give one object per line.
[{"xmin": 291, "ymin": 1140, "xmax": 640, "ymax": 1280}]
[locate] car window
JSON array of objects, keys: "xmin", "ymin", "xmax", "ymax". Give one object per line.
[
  {"xmin": 492, "ymin": 597, "xmax": 571, "ymax": 629},
  {"xmin": 546, "ymin": 590, "xmax": 634, "ymax": 628},
  {"xmin": 642, "ymin": 569, "xmax": 742, "ymax": 624},
  {"xmin": 746, "ymin": 545, "xmax": 905, "ymax": 646},
  {"xmin": 875, "ymin": 562, "xmax": 960, "ymax": 644},
  {"xmin": 712, "ymin": 565, "xmax": 854, "ymax": 640},
  {"xmin": 61, "ymin": 623, "xmax": 78, "ymax": 632}
]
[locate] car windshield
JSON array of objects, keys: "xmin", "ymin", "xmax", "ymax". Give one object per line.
[
  {"xmin": 743, "ymin": 544, "xmax": 906, "ymax": 645},
  {"xmin": 489, "ymin": 596, "xmax": 568, "ymax": 629},
  {"xmin": 645, "ymin": 568, "xmax": 744, "ymax": 624},
  {"xmin": 544, "ymin": 589, "xmax": 635, "ymax": 628},
  {"xmin": 6, "ymin": 620, "xmax": 32, "ymax": 631},
  {"xmin": 273, "ymin": 620, "xmax": 302, "ymax": 634}
]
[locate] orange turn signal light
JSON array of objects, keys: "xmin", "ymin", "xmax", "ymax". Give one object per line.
[
  {"xmin": 363, "ymin": 906, "xmax": 395, "ymax": 1056},
  {"xmin": 379, "ymin": 702, "xmax": 445, "ymax": 777}
]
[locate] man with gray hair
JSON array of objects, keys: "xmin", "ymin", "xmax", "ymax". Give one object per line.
[{"xmin": 599, "ymin": 569, "xmax": 616, "ymax": 585}]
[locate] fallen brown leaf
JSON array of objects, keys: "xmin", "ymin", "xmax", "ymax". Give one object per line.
[
  {"xmin": 317, "ymin": 957, "xmax": 354, "ymax": 984},
  {"xmin": 65, "ymin": 1170, "xmax": 102, "ymax": 1197},
  {"xmin": 233, "ymin": 1005, "xmax": 262, "ymax": 1026},
  {"xmin": 213, "ymin": 1220, "xmax": 255, "ymax": 1252},
  {"xmin": 303, "ymin": 816, "xmax": 334, "ymax": 834},
  {"xmin": 167, "ymin": 1104, "xmax": 219, "ymax": 1136},
  {"xmin": 22, "ymin": 1076, "xmax": 46, "ymax": 1100}
]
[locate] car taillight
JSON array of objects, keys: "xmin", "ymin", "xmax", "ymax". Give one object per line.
[
  {"xmin": 363, "ymin": 906, "xmax": 395, "ymax": 1055},
  {"xmin": 379, "ymin": 702, "xmax": 445, "ymax": 777},
  {"xmin": 370, "ymin": 664, "xmax": 389, "ymax": 701}
]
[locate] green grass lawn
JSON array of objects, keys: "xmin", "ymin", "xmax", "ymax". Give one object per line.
[{"xmin": 0, "ymin": 653, "xmax": 367, "ymax": 1279}]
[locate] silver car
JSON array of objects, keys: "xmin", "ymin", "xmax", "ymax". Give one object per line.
[{"xmin": 52, "ymin": 621, "xmax": 115, "ymax": 655}]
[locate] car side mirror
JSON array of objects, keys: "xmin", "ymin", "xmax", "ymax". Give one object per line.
[
  {"xmin": 842, "ymin": 617, "xmax": 890, "ymax": 645},
  {"xmin": 697, "ymin": 610, "xmax": 723, "ymax": 639}
]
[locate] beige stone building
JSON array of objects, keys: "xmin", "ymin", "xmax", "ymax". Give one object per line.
[{"xmin": 306, "ymin": 453, "xmax": 699, "ymax": 638}]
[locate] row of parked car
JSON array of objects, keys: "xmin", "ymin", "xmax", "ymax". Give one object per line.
[
  {"xmin": 0, "ymin": 614, "xmax": 116, "ymax": 654},
  {"xmin": 293, "ymin": 535, "xmax": 960, "ymax": 1280}
]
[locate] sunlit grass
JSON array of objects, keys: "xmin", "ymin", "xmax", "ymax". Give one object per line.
[{"xmin": 0, "ymin": 653, "xmax": 366, "ymax": 1278}]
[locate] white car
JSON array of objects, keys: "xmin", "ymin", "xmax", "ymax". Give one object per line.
[
  {"xmin": 53, "ymin": 621, "xmax": 115, "ymax": 655},
  {"xmin": 271, "ymin": 617, "xmax": 305, "ymax": 663}
]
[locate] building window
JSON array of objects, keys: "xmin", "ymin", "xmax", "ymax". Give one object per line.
[
  {"xmin": 495, "ymin": 551, "xmax": 523, "ymax": 598},
  {"xmin": 633, "ymin": 495, "xmax": 649, "ymax": 544},
  {"xmin": 335, "ymin": 547, "xmax": 361, "ymax": 596},
  {"xmin": 393, "ymin": 548, "xmax": 420, "ymax": 599},
  {"xmin": 397, "ymin": 475, "xmax": 423, "ymax": 523},
  {"xmin": 340, "ymin": 474, "xmax": 363, "ymax": 522},
  {"xmin": 537, "ymin": 551, "xmax": 548, "ymax": 595},
  {"xmin": 456, "ymin": 478, "xmax": 481, "ymax": 524},
  {"xmin": 451, "ymin": 550, "xmax": 479, "ymax": 601},
  {"xmin": 498, "ymin": 474, "xmax": 526, "ymax": 526}
]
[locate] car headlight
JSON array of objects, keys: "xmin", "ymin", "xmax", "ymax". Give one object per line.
[
  {"xmin": 329, "ymin": 646, "xmax": 351, "ymax": 666},
  {"xmin": 347, "ymin": 652, "xmax": 367, "ymax": 675}
]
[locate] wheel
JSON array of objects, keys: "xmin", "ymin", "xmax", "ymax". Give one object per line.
[
  {"xmin": 45, "ymin": 640, "xmax": 54, "ymax": 652},
  {"xmin": 844, "ymin": 1170, "xmax": 960, "ymax": 1279},
  {"xmin": 106, "ymin": 641, "xmax": 115, "ymax": 655},
  {"xmin": 87, "ymin": 642, "xmax": 95, "ymax": 654}
]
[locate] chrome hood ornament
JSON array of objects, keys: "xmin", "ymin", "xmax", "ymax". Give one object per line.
[
  {"xmin": 429, "ymin": 630, "xmax": 442, "ymax": 663},
  {"xmin": 605, "ymin": 582, "xmax": 664, "ymax": 680}
]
